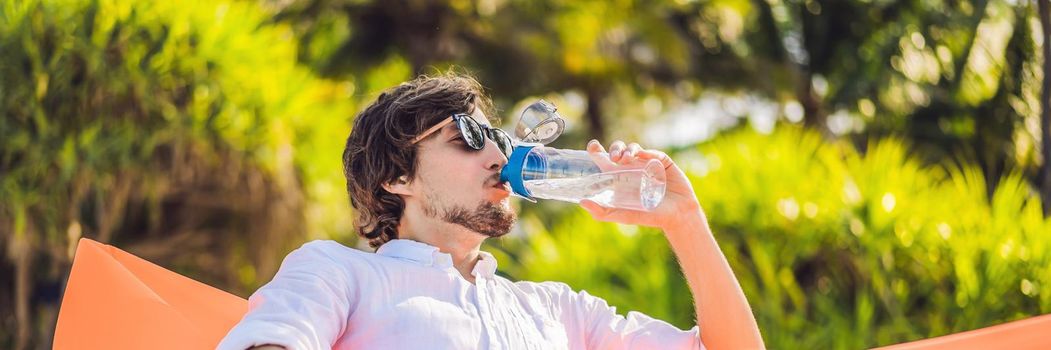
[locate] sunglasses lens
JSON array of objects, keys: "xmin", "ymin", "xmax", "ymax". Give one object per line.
[
  {"xmin": 490, "ymin": 129, "xmax": 514, "ymax": 158},
  {"xmin": 455, "ymin": 114, "xmax": 514, "ymax": 159},
  {"xmin": 456, "ymin": 116, "xmax": 485, "ymax": 150}
]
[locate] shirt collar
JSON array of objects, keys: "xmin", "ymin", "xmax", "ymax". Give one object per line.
[{"xmin": 376, "ymin": 239, "xmax": 498, "ymax": 278}]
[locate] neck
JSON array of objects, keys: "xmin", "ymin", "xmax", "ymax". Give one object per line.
[{"xmin": 397, "ymin": 211, "xmax": 487, "ymax": 283}]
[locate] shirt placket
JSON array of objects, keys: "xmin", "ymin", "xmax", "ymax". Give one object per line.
[{"xmin": 474, "ymin": 276, "xmax": 502, "ymax": 350}]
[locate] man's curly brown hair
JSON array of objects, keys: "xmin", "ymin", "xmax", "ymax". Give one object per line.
[{"xmin": 342, "ymin": 73, "xmax": 496, "ymax": 249}]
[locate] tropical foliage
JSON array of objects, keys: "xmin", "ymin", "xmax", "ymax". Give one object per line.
[{"xmin": 1, "ymin": 0, "xmax": 352, "ymax": 347}]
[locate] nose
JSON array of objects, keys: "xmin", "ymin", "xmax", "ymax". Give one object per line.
[{"xmin": 483, "ymin": 138, "xmax": 508, "ymax": 172}]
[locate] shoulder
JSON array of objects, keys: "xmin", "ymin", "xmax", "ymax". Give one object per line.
[
  {"xmin": 279, "ymin": 240, "xmax": 376, "ymax": 271},
  {"xmin": 294, "ymin": 239, "xmax": 369, "ymax": 258}
]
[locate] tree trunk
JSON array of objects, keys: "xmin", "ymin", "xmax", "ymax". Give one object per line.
[
  {"xmin": 1040, "ymin": 0, "xmax": 1051, "ymax": 216},
  {"xmin": 797, "ymin": 69, "xmax": 828, "ymax": 135},
  {"xmin": 796, "ymin": 4, "xmax": 828, "ymax": 135},
  {"xmin": 585, "ymin": 88, "xmax": 607, "ymax": 142}
]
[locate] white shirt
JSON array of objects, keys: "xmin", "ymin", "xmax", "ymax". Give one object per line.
[{"xmin": 218, "ymin": 239, "xmax": 703, "ymax": 350}]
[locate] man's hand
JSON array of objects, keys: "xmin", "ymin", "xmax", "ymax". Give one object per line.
[{"xmin": 579, "ymin": 139, "xmax": 702, "ymax": 230}]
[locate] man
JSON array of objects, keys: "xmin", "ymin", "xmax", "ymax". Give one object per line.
[{"xmin": 218, "ymin": 73, "xmax": 764, "ymax": 349}]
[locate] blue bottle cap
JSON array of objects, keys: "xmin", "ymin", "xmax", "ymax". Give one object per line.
[{"xmin": 500, "ymin": 145, "xmax": 538, "ymax": 199}]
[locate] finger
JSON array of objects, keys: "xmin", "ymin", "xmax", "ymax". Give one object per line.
[
  {"xmin": 608, "ymin": 140, "xmax": 627, "ymax": 162},
  {"xmin": 637, "ymin": 149, "xmax": 675, "ymax": 169},
  {"xmin": 620, "ymin": 143, "xmax": 643, "ymax": 164},
  {"xmin": 582, "ymin": 200, "xmax": 647, "ymax": 224},
  {"xmin": 586, "ymin": 139, "xmax": 606, "ymax": 153},
  {"xmin": 586, "ymin": 140, "xmax": 618, "ymax": 171}
]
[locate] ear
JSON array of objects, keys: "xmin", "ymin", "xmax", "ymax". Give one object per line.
[{"xmin": 382, "ymin": 176, "xmax": 413, "ymax": 196}]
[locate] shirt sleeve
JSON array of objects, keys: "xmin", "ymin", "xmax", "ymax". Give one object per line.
[
  {"xmin": 540, "ymin": 282, "xmax": 704, "ymax": 350},
  {"xmin": 217, "ymin": 241, "xmax": 357, "ymax": 350}
]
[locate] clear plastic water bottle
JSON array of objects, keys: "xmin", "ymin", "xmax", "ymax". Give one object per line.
[{"xmin": 500, "ymin": 145, "xmax": 667, "ymax": 211}]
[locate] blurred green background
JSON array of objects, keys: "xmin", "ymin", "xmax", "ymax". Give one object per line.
[{"xmin": 2, "ymin": 0, "xmax": 1051, "ymax": 348}]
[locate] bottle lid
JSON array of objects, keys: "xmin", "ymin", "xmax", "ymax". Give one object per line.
[
  {"xmin": 500, "ymin": 144, "xmax": 538, "ymax": 199},
  {"xmin": 514, "ymin": 100, "xmax": 565, "ymax": 145}
]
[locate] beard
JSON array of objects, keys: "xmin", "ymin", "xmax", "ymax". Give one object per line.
[{"xmin": 423, "ymin": 191, "xmax": 517, "ymax": 238}]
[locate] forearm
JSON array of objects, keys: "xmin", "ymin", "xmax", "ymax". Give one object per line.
[{"xmin": 662, "ymin": 210, "xmax": 764, "ymax": 350}]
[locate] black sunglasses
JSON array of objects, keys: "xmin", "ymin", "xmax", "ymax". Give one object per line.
[{"xmin": 411, "ymin": 113, "xmax": 514, "ymax": 159}]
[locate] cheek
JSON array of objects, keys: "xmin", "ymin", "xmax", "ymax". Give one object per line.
[
  {"xmin": 417, "ymin": 166, "xmax": 471, "ymax": 196},
  {"xmin": 417, "ymin": 150, "xmax": 485, "ymax": 197},
  {"xmin": 435, "ymin": 172, "xmax": 484, "ymax": 202}
]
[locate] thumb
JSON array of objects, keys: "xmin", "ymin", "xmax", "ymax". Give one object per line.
[
  {"xmin": 586, "ymin": 140, "xmax": 618, "ymax": 172},
  {"xmin": 579, "ymin": 199, "xmax": 609, "ymax": 218}
]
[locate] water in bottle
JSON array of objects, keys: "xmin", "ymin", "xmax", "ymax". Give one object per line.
[{"xmin": 500, "ymin": 145, "xmax": 667, "ymax": 211}]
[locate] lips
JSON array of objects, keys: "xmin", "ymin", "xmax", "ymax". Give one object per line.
[
  {"xmin": 485, "ymin": 174, "xmax": 506, "ymax": 189},
  {"xmin": 487, "ymin": 179, "xmax": 508, "ymax": 190},
  {"xmin": 486, "ymin": 177, "xmax": 511, "ymax": 198}
]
